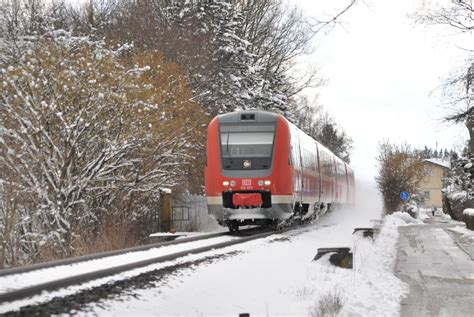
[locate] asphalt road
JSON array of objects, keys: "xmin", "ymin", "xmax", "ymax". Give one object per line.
[{"xmin": 395, "ymin": 214, "xmax": 474, "ymax": 316}]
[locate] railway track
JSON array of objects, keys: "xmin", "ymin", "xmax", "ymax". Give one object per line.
[{"xmin": 0, "ymin": 226, "xmax": 283, "ymax": 306}]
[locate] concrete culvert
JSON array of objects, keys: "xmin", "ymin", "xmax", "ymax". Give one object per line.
[{"xmin": 313, "ymin": 247, "xmax": 353, "ymax": 269}]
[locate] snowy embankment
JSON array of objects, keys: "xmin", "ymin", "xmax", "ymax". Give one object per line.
[
  {"xmin": 294, "ymin": 211, "xmax": 419, "ymax": 316},
  {"xmin": 337, "ymin": 212, "xmax": 419, "ymax": 316}
]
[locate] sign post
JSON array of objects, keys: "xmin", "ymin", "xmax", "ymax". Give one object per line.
[{"xmin": 400, "ymin": 191, "xmax": 410, "ymax": 202}]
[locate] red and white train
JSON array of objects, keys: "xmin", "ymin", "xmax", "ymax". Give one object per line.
[{"xmin": 205, "ymin": 111, "xmax": 355, "ymax": 231}]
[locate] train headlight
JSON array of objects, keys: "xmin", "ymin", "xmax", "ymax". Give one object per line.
[
  {"xmin": 264, "ymin": 180, "xmax": 271, "ymax": 186},
  {"xmin": 230, "ymin": 180, "xmax": 236, "ymax": 187},
  {"xmin": 258, "ymin": 180, "xmax": 264, "ymax": 186},
  {"xmin": 223, "ymin": 181, "xmax": 229, "ymax": 186}
]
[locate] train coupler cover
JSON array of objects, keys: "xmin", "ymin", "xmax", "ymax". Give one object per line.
[{"xmin": 232, "ymin": 193, "xmax": 263, "ymax": 207}]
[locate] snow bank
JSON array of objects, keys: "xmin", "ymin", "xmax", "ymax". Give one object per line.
[
  {"xmin": 296, "ymin": 212, "xmax": 416, "ymax": 317},
  {"xmin": 463, "ymin": 209, "xmax": 474, "ymax": 217},
  {"xmin": 449, "ymin": 191, "xmax": 467, "ymax": 201},
  {"xmin": 390, "ymin": 211, "xmax": 424, "ymax": 225},
  {"xmin": 339, "ymin": 212, "xmax": 416, "ymax": 316},
  {"xmin": 418, "ymin": 208, "xmax": 430, "ymax": 221}
]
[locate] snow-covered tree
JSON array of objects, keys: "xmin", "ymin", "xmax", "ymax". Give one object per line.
[
  {"xmin": 443, "ymin": 153, "xmax": 473, "ymax": 220},
  {"xmin": 290, "ymin": 96, "xmax": 353, "ymax": 163},
  {"xmin": 317, "ymin": 121, "xmax": 353, "ymax": 163},
  {"xmin": 83, "ymin": 0, "xmax": 293, "ymax": 115}
]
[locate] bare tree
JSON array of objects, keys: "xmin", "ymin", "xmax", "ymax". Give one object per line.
[
  {"xmin": 414, "ymin": 0, "xmax": 473, "ymax": 155},
  {"xmin": 415, "ymin": 0, "xmax": 473, "ymax": 32},
  {"xmin": 375, "ymin": 141, "xmax": 427, "ymax": 214},
  {"xmin": 308, "ymin": 0, "xmax": 357, "ymax": 34},
  {"xmin": 233, "ymin": 0, "xmax": 349, "ymax": 96}
]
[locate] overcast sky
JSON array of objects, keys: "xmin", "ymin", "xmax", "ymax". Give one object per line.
[{"xmin": 294, "ymin": 0, "xmax": 471, "ymax": 184}]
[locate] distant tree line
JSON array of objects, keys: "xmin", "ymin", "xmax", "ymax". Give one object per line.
[{"xmin": 414, "ymin": 146, "xmax": 456, "ymax": 160}]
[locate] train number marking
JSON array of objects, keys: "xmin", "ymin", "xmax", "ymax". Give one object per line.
[{"xmin": 242, "ymin": 179, "xmax": 252, "ymax": 186}]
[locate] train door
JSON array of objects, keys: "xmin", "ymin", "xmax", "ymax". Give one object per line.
[
  {"xmin": 331, "ymin": 156, "xmax": 339, "ymax": 203},
  {"xmin": 290, "ymin": 127, "xmax": 303, "ymax": 209},
  {"xmin": 344, "ymin": 164, "xmax": 350, "ymax": 203},
  {"xmin": 315, "ymin": 143, "xmax": 322, "ymax": 208}
]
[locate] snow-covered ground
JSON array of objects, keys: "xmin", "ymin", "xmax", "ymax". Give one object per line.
[
  {"xmin": 0, "ymin": 235, "xmax": 242, "ymax": 295},
  {"xmin": 1, "ymin": 182, "xmax": 447, "ymax": 316},
  {"xmin": 89, "ymin": 213, "xmax": 415, "ymax": 316},
  {"xmin": 396, "ymin": 208, "xmax": 474, "ymax": 316},
  {"xmin": 81, "ymin": 183, "xmax": 416, "ymax": 316},
  {"xmin": 0, "ymin": 235, "xmax": 241, "ymax": 313}
]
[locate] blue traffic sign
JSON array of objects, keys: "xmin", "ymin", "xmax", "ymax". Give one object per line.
[{"xmin": 400, "ymin": 191, "xmax": 410, "ymax": 201}]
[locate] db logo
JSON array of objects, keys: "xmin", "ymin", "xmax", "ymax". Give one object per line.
[{"xmin": 242, "ymin": 179, "xmax": 252, "ymax": 186}]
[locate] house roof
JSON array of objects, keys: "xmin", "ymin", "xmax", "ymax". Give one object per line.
[{"xmin": 423, "ymin": 158, "xmax": 451, "ymax": 169}]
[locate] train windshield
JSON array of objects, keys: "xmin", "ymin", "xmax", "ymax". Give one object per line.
[
  {"xmin": 219, "ymin": 124, "xmax": 275, "ymax": 170},
  {"xmin": 220, "ymin": 132, "xmax": 273, "ymax": 158}
]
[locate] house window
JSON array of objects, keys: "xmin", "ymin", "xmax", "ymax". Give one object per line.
[
  {"xmin": 423, "ymin": 167, "xmax": 433, "ymax": 183},
  {"xmin": 423, "ymin": 191, "xmax": 430, "ymax": 200}
]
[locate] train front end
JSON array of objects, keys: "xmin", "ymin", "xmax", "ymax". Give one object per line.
[{"xmin": 205, "ymin": 111, "xmax": 293, "ymax": 231}]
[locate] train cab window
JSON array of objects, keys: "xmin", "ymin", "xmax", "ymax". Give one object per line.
[
  {"xmin": 221, "ymin": 132, "xmax": 273, "ymax": 158},
  {"xmin": 219, "ymin": 124, "xmax": 276, "ymax": 170}
]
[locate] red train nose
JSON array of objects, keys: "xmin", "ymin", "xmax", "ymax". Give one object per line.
[{"xmin": 232, "ymin": 193, "xmax": 263, "ymax": 207}]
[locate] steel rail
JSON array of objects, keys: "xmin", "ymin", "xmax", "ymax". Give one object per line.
[
  {"xmin": 0, "ymin": 231, "xmax": 230, "ymax": 278},
  {"xmin": 0, "ymin": 229, "xmax": 279, "ymax": 304}
]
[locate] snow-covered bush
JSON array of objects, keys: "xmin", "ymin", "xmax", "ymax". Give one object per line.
[
  {"xmin": 462, "ymin": 208, "xmax": 474, "ymax": 230},
  {"xmin": 308, "ymin": 289, "xmax": 344, "ymax": 317},
  {"xmin": 443, "ymin": 155, "xmax": 473, "ymax": 220},
  {"xmin": 402, "ymin": 201, "xmax": 419, "ymax": 219},
  {"xmin": 0, "ymin": 36, "xmax": 206, "ymax": 267}
]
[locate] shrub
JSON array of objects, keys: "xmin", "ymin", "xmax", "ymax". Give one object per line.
[
  {"xmin": 375, "ymin": 142, "xmax": 426, "ymax": 214},
  {"xmin": 0, "ymin": 36, "xmax": 207, "ymax": 267},
  {"xmin": 446, "ymin": 191, "xmax": 473, "ymax": 220},
  {"xmin": 462, "ymin": 209, "xmax": 474, "ymax": 230},
  {"xmin": 309, "ymin": 290, "xmax": 345, "ymax": 317}
]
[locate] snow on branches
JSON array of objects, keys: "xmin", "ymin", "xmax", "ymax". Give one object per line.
[{"xmin": 0, "ymin": 35, "xmax": 206, "ymax": 266}]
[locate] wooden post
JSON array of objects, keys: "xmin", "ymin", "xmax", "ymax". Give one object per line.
[
  {"xmin": 467, "ymin": 111, "xmax": 473, "ymax": 159},
  {"xmin": 467, "ymin": 63, "xmax": 473, "ymax": 159},
  {"xmin": 160, "ymin": 188, "xmax": 172, "ymax": 232}
]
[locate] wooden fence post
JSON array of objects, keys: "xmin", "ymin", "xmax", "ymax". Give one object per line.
[{"xmin": 160, "ymin": 188, "xmax": 172, "ymax": 232}]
